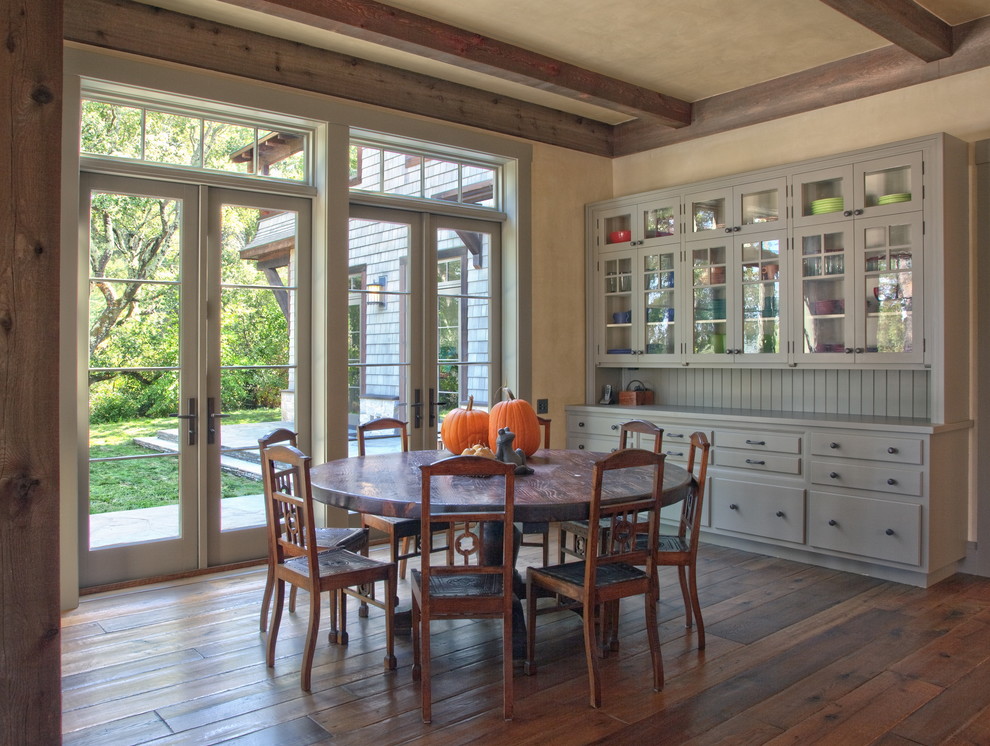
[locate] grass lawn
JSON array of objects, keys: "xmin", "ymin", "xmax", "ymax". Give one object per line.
[{"xmin": 88, "ymin": 408, "xmax": 280, "ymax": 513}]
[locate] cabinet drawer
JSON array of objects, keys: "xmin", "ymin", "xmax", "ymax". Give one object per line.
[
  {"xmin": 715, "ymin": 450, "xmax": 802, "ymax": 475},
  {"xmin": 567, "ymin": 413, "xmax": 625, "ymax": 440},
  {"xmin": 716, "ymin": 430, "xmax": 801, "ymax": 454},
  {"xmin": 810, "ymin": 432, "xmax": 923, "ymax": 465},
  {"xmin": 809, "ymin": 491, "xmax": 921, "ymax": 565},
  {"xmin": 568, "ymin": 434, "xmax": 619, "ymax": 454},
  {"xmin": 711, "ymin": 477, "xmax": 805, "ymax": 543},
  {"xmin": 811, "ymin": 461, "xmax": 923, "ymax": 497}
]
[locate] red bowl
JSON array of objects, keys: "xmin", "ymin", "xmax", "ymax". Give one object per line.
[{"xmin": 608, "ymin": 230, "xmax": 631, "ymax": 243}]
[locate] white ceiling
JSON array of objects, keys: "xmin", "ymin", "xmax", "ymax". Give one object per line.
[{"xmin": 137, "ymin": 0, "xmax": 990, "ymax": 125}]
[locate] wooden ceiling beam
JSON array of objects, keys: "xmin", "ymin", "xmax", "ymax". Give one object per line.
[
  {"xmin": 65, "ymin": 0, "xmax": 614, "ymax": 157},
  {"xmin": 819, "ymin": 0, "xmax": 953, "ymax": 61},
  {"xmin": 214, "ymin": 0, "xmax": 692, "ymax": 127}
]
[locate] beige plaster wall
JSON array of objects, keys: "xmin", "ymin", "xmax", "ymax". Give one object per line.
[
  {"xmin": 529, "ymin": 143, "xmax": 612, "ymax": 444},
  {"xmin": 613, "ymin": 66, "xmax": 990, "ymax": 196}
]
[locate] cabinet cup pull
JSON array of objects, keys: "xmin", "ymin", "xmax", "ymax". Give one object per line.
[
  {"xmin": 887, "ymin": 447, "xmax": 898, "ymax": 454},
  {"xmin": 745, "ymin": 439, "xmax": 766, "ymax": 445},
  {"xmin": 829, "ymin": 442, "xmax": 840, "ymax": 449},
  {"xmin": 829, "ymin": 471, "xmax": 839, "ymax": 479},
  {"xmin": 729, "ymin": 503, "xmax": 739, "ymax": 511},
  {"xmin": 745, "ymin": 458, "xmax": 766, "ymax": 465},
  {"xmin": 885, "ymin": 528, "xmax": 895, "ymax": 536},
  {"xmin": 776, "ymin": 511, "xmax": 785, "ymax": 518},
  {"xmin": 887, "ymin": 478, "xmax": 897, "ymax": 485},
  {"xmin": 828, "ymin": 519, "xmax": 839, "ymax": 527}
]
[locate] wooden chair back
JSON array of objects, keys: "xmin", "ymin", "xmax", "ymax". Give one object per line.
[
  {"xmin": 357, "ymin": 418, "xmax": 409, "ymax": 456},
  {"xmin": 259, "ymin": 428, "xmax": 299, "ymax": 497},
  {"xmin": 262, "ymin": 444, "xmax": 319, "ymax": 571},
  {"xmin": 678, "ymin": 432, "xmax": 711, "ymax": 550},
  {"xmin": 585, "ymin": 448, "xmax": 665, "ymax": 580},
  {"xmin": 537, "ymin": 416, "xmax": 551, "ymax": 449},
  {"xmin": 619, "ymin": 419, "xmax": 664, "ymax": 454}
]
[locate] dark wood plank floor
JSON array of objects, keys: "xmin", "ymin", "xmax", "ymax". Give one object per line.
[{"xmin": 61, "ymin": 540, "xmax": 990, "ymax": 745}]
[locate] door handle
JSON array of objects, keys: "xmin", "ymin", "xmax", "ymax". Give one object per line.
[
  {"xmin": 410, "ymin": 389, "xmax": 423, "ymax": 429},
  {"xmin": 206, "ymin": 397, "xmax": 229, "ymax": 445},
  {"xmin": 428, "ymin": 388, "xmax": 437, "ymax": 428},
  {"xmin": 172, "ymin": 398, "xmax": 197, "ymax": 446}
]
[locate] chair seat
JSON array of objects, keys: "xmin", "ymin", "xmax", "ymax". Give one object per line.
[
  {"xmin": 532, "ymin": 560, "xmax": 648, "ymax": 587},
  {"xmin": 315, "ymin": 526, "xmax": 368, "ymax": 552},
  {"xmin": 285, "ymin": 547, "xmax": 389, "ymax": 578},
  {"xmin": 411, "ymin": 569, "xmax": 504, "ymax": 598}
]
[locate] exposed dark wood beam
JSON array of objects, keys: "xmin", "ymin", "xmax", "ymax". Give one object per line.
[
  {"xmin": 214, "ymin": 0, "xmax": 692, "ymax": 127},
  {"xmin": 65, "ymin": 0, "xmax": 613, "ymax": 156},
  {"xmin": 613, "ymin": 14, "xmax": 990, "ymax": 156},
  {"xmin": 819, "ymin": 0, "xmax": 953, "ymax": 61}
]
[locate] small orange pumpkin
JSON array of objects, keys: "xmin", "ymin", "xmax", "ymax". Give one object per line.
[
  {"xmin": 488, "ymin": 388, "xmax": 541, "ymax": 457},
  {"xmin": 440, "ymin": 396, "xmax": 490, "ymax": 454}
]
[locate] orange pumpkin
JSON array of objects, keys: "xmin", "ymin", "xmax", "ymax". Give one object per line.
[
  {"xmin": 440, "ymin": 396, "xmax": 490, "ymax": 454},
  {"xmin": 488, "ymin": 388, "xmax": 541, "ymax": 456}
]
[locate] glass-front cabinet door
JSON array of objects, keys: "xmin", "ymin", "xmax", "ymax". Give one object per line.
[
  {"xmin": 856, "ymin": 152, "xmax": 923, "ymax": 217},
  {"xmin": 794, "ymin": 222, "xmax": 854, "ymax": 361},
  {"xmin": 738, "ymin": 233, "xmax": 786, "ymax": 362},
  {"xmin": 641, "ymin": 247, "xmax": 680, "ymax": 360},
  {"xmin": 595, "ymin": 197, "xmax": 681, "ymax": 250},
  {"xmin": 857, "ymin": 213, "xmax": 924, "ymax": 364},
  {"xmin": 793, "ymin": 165, "xmax": 854, "ymax": 227},
  {"xmin": 688, "ymin": 240, "xmax": 730, "ymax": 359},
  {"xmin": 599, "ymin": 249, "xmax": 637, "ymax": 363},
  {"xmin": 686, "ymin": 177, "xmax": 786, "ymax": 241}
]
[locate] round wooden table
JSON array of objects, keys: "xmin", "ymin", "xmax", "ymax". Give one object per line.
[{"xmin": 309, "ymin": 448, "xmax": 693, "ymax": 523}]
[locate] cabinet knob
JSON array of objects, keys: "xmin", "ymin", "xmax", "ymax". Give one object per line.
[
  {"xmin": 724, "ymin": 228, "xmax": 733, "ymax": 234},
  {"xmin": 745, "ymin": 439, "xmax": 766, "ymax": 446},
  {"xmin": 578, "ymin": 422, "xmax": 585, "ymax": 427},
  {"xmin": 578, "ymin": 444, "xmax": 585, "ymax": 449},
  {"xmin": 829, "ymin": 471, "xmax": 839, "ymax": 479},
  {"xmin": 854, "ymin": 208, "xmax": 864, "ymax": 216},
  {"xmin": 828, "ymin": 519, "xmax": 839, "ymax": 527},
  {"xmin": 843, "ymin": 210, "xmax": 853, "ymax": 217},
  {"xmin": 885, "ymin": 528, "xmax": 895, "ymax": 536},
  {"xmin": 887, "ymin": 447, "xmax": 898, "ymax": 454},
  {"xmin": 725, "ymin": 350, "xmax": 733, "ymax": 355},
  {"xmin": 732, "ymin": 226, "xmax": 741, "ymax": 232},
  {"xmin": 729, "ymin": 503, "xmax": 739, "ymax": 511},
  {"xmin": 776, "ymin": 511, "xmax": 785, "ymax": 518},
  {"xmin": 610, "ymin": 424, "xmax": 618, "ymax": 430},
  {"xmin": 745, "ymin": 458, "xmax": 766, "ymax": 465},
  {"xmin": 855, "ymin": 348, "xmax": 865, "ymax": 354},
  {"xmin": 844, "ymin": 348, "xmax": 854, "ymax": 354},
  {"xmin": 829, "ymin": 442, "xmax": 840, "ymax": 449},
  {"xmin": 887, "ymin": 478, "xmax": 897, "ymax": 485}
]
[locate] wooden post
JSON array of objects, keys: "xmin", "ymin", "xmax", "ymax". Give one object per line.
[{"xmin": 0, "ymin": 1, "xmax": 64, "ymax": 743}]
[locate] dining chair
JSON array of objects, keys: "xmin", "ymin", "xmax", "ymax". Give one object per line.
[
  {"xmin": 411, "ymin": 455, "xmax": 516, "ymax": 723},
  {"xmin": 257, "ymin": 428, "xmax": 368, "ymax": 635},
  {"xmin": 519, "ymin": 415, "xmax": 552, "ymax": 565},
  {"xmin": 357, "ymin": 418, "xmax": 453, "ymax": 611},
  {"xmin": 641, "ymin": 431, "xmax": 711, "ymax": 650},
  {"xmin": 524, "ymin": 448, "xmax": 666, "ymax": 709},
  {"xmin": 557, "ymin": 419, "xmax": 664, "ymax": 563},
  {"xmin": 262, "ymin": 443, "xmax": 397, "ymax": 692}
]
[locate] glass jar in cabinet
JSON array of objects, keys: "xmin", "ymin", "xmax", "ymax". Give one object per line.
[
  {"xmin": 594, "ymin": 197, "xmax": 681, "ymax": 250},
  {"xmin": 685, "ymin": 177, "xmax": 786, "ymax": 241}
]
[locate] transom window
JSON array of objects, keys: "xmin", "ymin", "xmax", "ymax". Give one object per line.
[
  {"xmin": 350, "ymin": 141, "xmax": 499, "ymax": 210},
  {"xmin": 80, "ymin": 98, "xmax": 308, "ymax": 182}
]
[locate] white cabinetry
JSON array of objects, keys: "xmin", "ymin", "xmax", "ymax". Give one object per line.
[{"xmin": 564, "ymin": 404, "xmax": 969, "ymax": 587}]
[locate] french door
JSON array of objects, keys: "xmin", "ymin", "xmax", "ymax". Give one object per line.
[
  {"xmin": 348, "ymin": 205, "xmax": 501, "ymax": 452},
  {"xmin": 80, "ymin": 173, "xmax": 310, "ymax": 586}
]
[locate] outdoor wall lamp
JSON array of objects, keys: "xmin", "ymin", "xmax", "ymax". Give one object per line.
[{"xmin": 367, "ymin": 275, "xmax": 387, "ymax": 307}]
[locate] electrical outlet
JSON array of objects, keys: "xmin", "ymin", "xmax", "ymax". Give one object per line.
[{"xmin": 536, "ymin": 398, "xmax": 548, "ymax": 414}]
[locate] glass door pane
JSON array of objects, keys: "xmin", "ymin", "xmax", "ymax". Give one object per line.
[
  {"xmin": 740, "ymin": 236, "xmax": 781, "ymax": 356},
  {"xmin": 643, "ymin": 249, "xmax": 677, "ymax": 356},
  {"xmin": 603, "ymin": 253, "xmax": 634, "ymax": 357},
  {"xmin": 348, "ymin": 213, "xmax": 413, "ymax": 453},
  {"xmin": 81, "ymin": 174, "xmax": 199, "ymax": 586},
  {"xmin": 690, "ymin": 243, "xmax": 728, "ymax": 356},
  {"xmin": 860, "ymin": 216, "xmax": 921, "ymax": 359},
  {"xmin": 434, "ymin": 220, "xmax": 499, "ymax": 445}
]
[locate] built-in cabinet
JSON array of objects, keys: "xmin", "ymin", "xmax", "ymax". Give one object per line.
[
  {"xmin": 566, "ymin": 405, "xmax": 969, "ymax": 587},
  {"xmin": 576, "ymin": 134, "xmax": 971, "ymax": 587}
]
